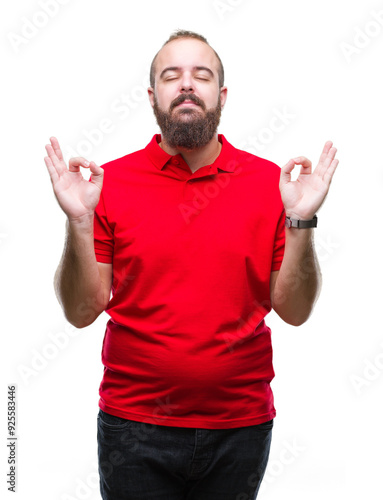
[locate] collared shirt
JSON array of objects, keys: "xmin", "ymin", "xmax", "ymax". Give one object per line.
[{"xmin": 93, "ymin": 133, "xmax": 285, "ymax": 429}]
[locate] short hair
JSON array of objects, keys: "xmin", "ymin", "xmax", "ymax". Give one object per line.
[{"xmin": 149, "ymin": 29, "xmax": 225, "ymax": 89}]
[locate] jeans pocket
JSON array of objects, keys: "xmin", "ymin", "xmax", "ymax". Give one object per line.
[
  {"xmin": 98, "ymin": 409, "xmax": 136, "ymax": 430},
  {"xmin": 256, "ymin": 419, "xmax": 274, "ymax": 430}
]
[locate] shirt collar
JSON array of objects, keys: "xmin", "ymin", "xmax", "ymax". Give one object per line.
[{"xmin": 144, "ymin": 133, "xmax": 238, "ymax": 173}]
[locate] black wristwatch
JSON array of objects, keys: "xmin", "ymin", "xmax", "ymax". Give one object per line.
[{"xmin": 285, "ymin": 215, "xmax": 318, "ymax": 229}]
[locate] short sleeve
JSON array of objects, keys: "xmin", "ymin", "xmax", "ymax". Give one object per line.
[
  {"xmin": 271, "ymin": 208, "xmax": 285, "ymax": 271},
  {"xmin": 93, "ymin": 188, "xmax": 113, "ymax": 264}
]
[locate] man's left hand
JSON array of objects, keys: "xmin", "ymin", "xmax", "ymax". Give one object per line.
[{"xmin": 279, "ymin": 141, "xmax": 339, "ymax": 220}]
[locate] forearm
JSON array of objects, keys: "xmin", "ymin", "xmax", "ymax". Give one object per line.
[
  {"xmin": 54, "ymin": 216, "xmax": 108, "ymax": 328},
  {"xmin": 271, "ymin": 228, "xmax": 322, "ymax": 326}
]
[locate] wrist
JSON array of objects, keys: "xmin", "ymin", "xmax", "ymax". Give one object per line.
[
  {"xmin": 285, "ymin": 225, "xmax": 314, "ymax": 238},
  {"xmin": 285, "ymin": 211, "xmax": 316, "ymax": 220},
  {"xmin": 67, "ymin": 212, "xmax": 94, "ymax": 225},
  {"xmin": 66, "ymin": 213, "xmax": 94, "ymax": 235},
  {"xmin": 285, "ymin": 213, "xmax": 317, "ymax": 229}
]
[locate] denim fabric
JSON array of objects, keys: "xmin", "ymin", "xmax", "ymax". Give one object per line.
[{"xmin": 97, "ymin": 409, "xmax": 273, "ymax": 500}]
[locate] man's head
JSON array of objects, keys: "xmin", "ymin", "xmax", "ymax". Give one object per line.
[{"xmin": 148, "ymin": 30, "xmax": 227, "ymax": 150}]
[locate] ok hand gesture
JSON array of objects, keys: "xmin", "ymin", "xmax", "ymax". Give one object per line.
[
  {"xmin": 279, "ymin": 141, "xmax": 339, "ymax": 220},
  {"xmin": 44, "ymin": 137, "xmax": 104, "ymax": 223}
]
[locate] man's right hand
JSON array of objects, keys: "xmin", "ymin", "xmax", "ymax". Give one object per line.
[{"xmin": 44, "ymin": 136, "xmax": 104, "ymax": 223}]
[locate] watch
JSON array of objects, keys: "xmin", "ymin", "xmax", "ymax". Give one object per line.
[{"xmin": 285, "ymin": 214, "xmax": 318, "ymax": 228}]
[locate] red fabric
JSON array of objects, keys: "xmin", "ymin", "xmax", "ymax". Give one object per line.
[{"xmin": 93, "ymin": 134, "xmax": 285, "ymax": 429}]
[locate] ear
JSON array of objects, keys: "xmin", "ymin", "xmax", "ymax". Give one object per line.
[
  {"xmin": 220, "ymin": 86, "xmax": 228, "ymax": 108},
  {"xmin": 147, "ymin": 87, "xmax": 155, "ymax": 108}
]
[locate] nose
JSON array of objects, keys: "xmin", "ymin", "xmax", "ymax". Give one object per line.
[
  {"xmin": 179, "ymin": 72, "xmax": 194, "ymax": 93},
  {"xmin": 180, "ymin": 85, "xmax": 194, "ymax": 93}
]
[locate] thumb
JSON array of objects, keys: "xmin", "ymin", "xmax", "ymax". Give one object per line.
[
  {"xmin": 279, "ymin": 159, "xmax": 295, "ymax": 188},
  {"xmin": 89, "ymin": 162, "xmax": 104, "ymax": 190}
]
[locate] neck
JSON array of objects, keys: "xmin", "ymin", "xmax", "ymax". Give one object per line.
[{"xmin": 159, "ymin": 133, "xmax": 222, "ymax": 173}]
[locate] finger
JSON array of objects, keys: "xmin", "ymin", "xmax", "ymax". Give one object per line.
[
  {"xmin": 317, "ymin": 141, "xmax": 333, "ymax": 166},
  {"xmin": 49, "ymin": 136, "xmax": 64, "ymax": 162},
  {"xmin": 89, "ymin": 162, "xmax": 104, "ymax": 190},
  {"xmin": 279, "ymin": 159, "xmax": 295, "ymax": 186},
  {"xmin": 317, "ymin": 146, "xmax": 337, "ymax": 178},
  {"xmin": 323, "ymin": 158, "xmax": 339, "ymax": 186},
  {"xmin": 45, "ymin": 144, "xmax": 65, "ymax": 174},
  {"xmin": 68, "ymin": 156, "xmax": 91, "ymax": 173},
  {"xmin": 44, "ymin": 156, "xmax": 59, "ymax": 185},
  {"xmin": 320, "ymin": 140, "xmax": 333, "ymax": 159},
  {"xmin": 292, "ymin": 156, "xmax": 312, "ymax": 174},
  {"xmin": 316, "ymin": 141, "xmax": 334, "ymax": 173}
]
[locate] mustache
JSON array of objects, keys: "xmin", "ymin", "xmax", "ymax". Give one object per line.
[{"xmin": 170, "ymin": 93, "xmax": 205, "ymax": 111}]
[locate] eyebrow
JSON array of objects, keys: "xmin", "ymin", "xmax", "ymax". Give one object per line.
[{"xmin": 159, "ymin": 66, "xmax": 215, "ymax": 80}]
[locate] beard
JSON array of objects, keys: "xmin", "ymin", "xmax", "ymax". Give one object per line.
[{"xmin": 152, "ymin": 91, "xmax": 222, "ymax": 150}]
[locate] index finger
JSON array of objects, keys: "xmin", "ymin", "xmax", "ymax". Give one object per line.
[
  {"xmin": 292, "ymin": 156, "xmax": 311, "ymax": 168},
  {"xmin": 49, "ymin": 136, "xmax": 64, "ymax": 162}
]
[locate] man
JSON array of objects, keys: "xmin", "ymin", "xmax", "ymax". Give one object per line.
[{"xmin": 44, "ymin": 30, "xmax": 338, "ymax": 500}]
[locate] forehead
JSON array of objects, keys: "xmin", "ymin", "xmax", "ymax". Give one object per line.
[{"xmin": 155, "ymin": 38, "xmax": 219, "ymax": 80}]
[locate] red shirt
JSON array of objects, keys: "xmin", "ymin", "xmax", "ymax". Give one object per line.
[{"xmin": 93, "ymin": 133, "xmax": 285, "ymax": 429}]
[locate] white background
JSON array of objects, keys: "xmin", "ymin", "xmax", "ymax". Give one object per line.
[{"xmin": 1, "ymin": 0, "xmax": 383, "ymax": 498}]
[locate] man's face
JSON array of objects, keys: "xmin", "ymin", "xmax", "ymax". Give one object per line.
[{"xmin": 148, "ymin": 38, "xmax": 227, "ymax": 150}]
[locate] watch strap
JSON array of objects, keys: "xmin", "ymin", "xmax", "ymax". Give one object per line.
[{"xmin": 285, "ymin": 215, "xmax": 318, "ymax": 228}]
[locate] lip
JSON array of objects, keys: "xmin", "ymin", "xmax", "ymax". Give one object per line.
[{"xmin": 177, "ymin": 101, "xmax": 198, "ymax": 106}]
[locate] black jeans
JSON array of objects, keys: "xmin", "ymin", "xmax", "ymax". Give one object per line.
[{"xmin": 97, "ymin": 409, "xmax": 273, "ymax": 500}]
